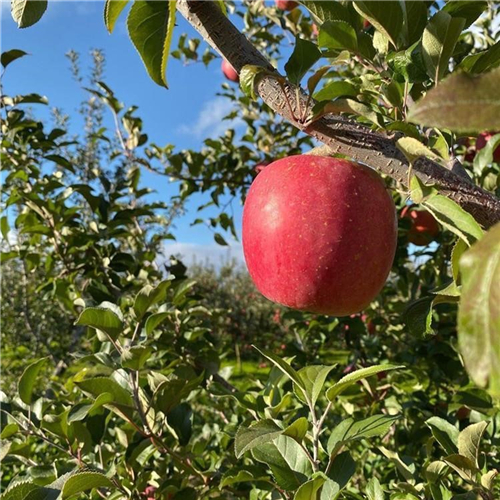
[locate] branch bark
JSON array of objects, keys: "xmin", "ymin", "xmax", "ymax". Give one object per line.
[{"xmin": 177, "ymin": 0, "xmax": 500, "ymax": 229}]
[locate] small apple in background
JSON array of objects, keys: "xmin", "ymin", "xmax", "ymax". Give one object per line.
[
  {"xmin": 361, "ymin": 314, "xmax": 375, "ymax": 335},
  {"xmin": 476, "ymin": 131, "xmax": 500, "ymax": 162},
  {"xmin": 142, "ymin": 486, "xmax": 156, "ymax": 500},
  {"xmin": 401, "ymin": 206, "xmax": 439, "ymax": 247},
  {"xmin": 275, "ymin": 0, "xmax": 298, "ymax": 11},
  {"xmin": 363, "ymin": 19, "xmax": 371, "ymax": 29},
  {"xmin": 456, "ymin": 406, "xmax": 471, "ymax": 421},
  {"xmin": 242, "ymin": 155, "xmax": 397, "ymax": 316},
  {"xmin": 311, "ymin": 23, "xmax": 319, "ymax": 37},
  {"xmin": 221, "ymin": 59, "xmax": 239, "ymax": 82}
]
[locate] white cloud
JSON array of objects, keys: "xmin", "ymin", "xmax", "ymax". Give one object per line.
[
  {"xmin": 178, "ymin": 97, "xmax": 243, "ymax": 138},
  {"xmin": 162, "ymin": 241, "xmax": 245, "ymax": 267}
]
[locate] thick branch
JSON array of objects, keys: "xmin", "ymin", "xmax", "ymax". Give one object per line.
[{"xmin": 177, "ymin": 0, "xmax": 500, "ymax": 229}]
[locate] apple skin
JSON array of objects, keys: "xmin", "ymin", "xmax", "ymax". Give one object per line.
[
  {"xmin": 401, "ymin": 206, "xmax": 439, "ymax": 246},
  {"xmin": 242, "ymin": 155, "xmax": 397, "ymax": 316},
  {"xmin": 476, "ymin": 131, "xmax": 500, "ymax": 162},
  {"xmin": 221, "ymin": 60, "xmax": 239, "ymax": 82},
  {"xmin": 275, "ymin": 0, "xmax": 298, "ymax": 11}
]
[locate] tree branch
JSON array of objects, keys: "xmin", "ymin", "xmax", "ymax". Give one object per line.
[{"xmin": 177, "ymin": 0, "xmax": 500, "ymax": 229}]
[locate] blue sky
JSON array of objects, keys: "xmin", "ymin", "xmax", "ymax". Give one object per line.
[{"xmin": 1, "ymin": 1, "xmax": 254, "ymax": 264}]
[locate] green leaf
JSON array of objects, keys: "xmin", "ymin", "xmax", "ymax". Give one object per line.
[
  {"xmin": 104, "ymin": 0, "xmax": 129, "ymax": 33},
  {"xmin": 378, "ymin": 446, "xmax": 416, "ymax": 481},
  {"xmin": 458, "ymin": 222, "xmax": 500, "ymax": 398},
  {"xmin": 283, "ymin": 417, "xmax": 309, "ymax": 443},
  {"xmin": 425, "ymin": 460, "xmax": 449, "ymax": 483},
  {"xmin": 1, "ymin": 49, "xmax": 28, "ymax": 69},
  {"xmin": 11, "ymin": 0, "xmax": 48, "ymax": 28},
  {"xmin": 235, "ymin": 419, "xmax": 283, "ymax": 458},
  {"xmin": 403, "ymin": 1, "xmax": 428, "ymax": 45},
  {"xmin": 127, "ymin": 0, "xmax": 176, "ymax": 88},
  {"xmin": 167, "ymin": 403, "xmax": 192, "ymax": 446},
  {"xmin": 0, "ymin": 480, "xmax": 38, "ymax": 500},
  {"xmin": 422, "ymin": 194, "xmax": 483, "ymax": 246},
  {"xmin": 473, "ymin": 133, "xmax": 500, "ymax": 174},
  {"xmin": 353, "ymin": 1, "xmax": 404, "ymax": 49},
  {"xmin": 294, "ymin": 474, "xmax": 327, "ymax": 500},
  {"xmin": 314, "ymin": 81, "xmax": 358, "ymax": 101},
  {"xmin": 18, "ymin": 357, "xmax": 49, "ymax": 405},
  {"xmin": 366, "ymin": 477, "xmax": 385, "ymax": 500},
  {"xmin": 239, "ymin": 65, "xmax": 269, "ymax": 100},
  {"xmin": 461, "ymin": 41, "xmax": 500, "ymax": 74},
  {"xmin": 1, "ymin": 216, "xmax": 10, "ymax": 241},
  {"xmin": 442, "ymin": 1, "xmax": 487, "ymax": 30},
  {"xmin": 481, "ymin": 470, "xmax": 498, "ymax": 490},
  {"xmin": 326, "ymin": 364, "xmax": 403, "ymax": 401},
  {"xmin": 214, "ymin": 233, "xmax": 228, "ymax": 246},
  {"xmin": 318, "ymin": 21, "xmax": 358, "ymax": 53},
  {"xmin": 403, "ymin": 297, "xmax": 434, "ymax": 336},
  {"xmin": 327, "ymin": 414, "xmax": 399, "ymax": 454},
  {"xmin": 134, "ymin": 279, "xmax": 172, "ymax": 319},
  {"xmin": 294, "ymin": 365, "xmax": 335, "ymax": 407},
  {"xmin": 319, "ymin": 479, "xmax": 340, "ymax": 500},
  {"xmin": 0, "ymin": 423, "xmax": 19, "ymax": 439},
  {"xmin": 327, "ymin": 451, "xmax": 356, "ymax": 490},
  {"xmin": 458, "ymin": 421, "xmax": 488, "ymax": 467},
  {"xmin": 252, "ymin": 435, "xmax": 313, "ymax": 491},
  {"xmin": 61, "ymin": 472, "xmax": 114, "ymax": 499},
  {"xmin": 145, "ymin": 312, "xmax": 170, "ymax": 336},
  {"xmin": 75, "ymin": 302, "xmax": 124, "ymax": 340},
  {"xmin": 408, "ymin": 67, "xmax": 500, "ymax": 132},
  {"xmin": 299, "ymin": 1, "xmax": 352, "ymax": 24},
  {"xmin": 422, "ymin": 11, "xmax": 465, "ymax": 81},
  {"xmin": 76, "ymin": 377, "xmax": 133, "ymax": 408},
  {"xmin": 426, "ymin": 416, "xmax": 459, "ymax": 455},
  {"xmin": 121, "ymin": 346, "xmax": 153, "ymax": 370},
  {"xmin": 285, "ymin": 37, "xmax": 321, "ymax": 85},
  {"xmin": 155, "ymin": 372, "xmax": 203, "ymax": 414},
  {"xmin": 396, "ymin": 137, "xmax": 440, "ymax": 164},
  {"xmin": 219, "ymin": 468, "xmax": 268, "ymax": 488},
  {"xmin": 443, "ymin": 454, "xmax": 479, "ymax": 482},
  {"xmin": 253, "ymin": 346, "xmax": 306, "ymax": 391}
]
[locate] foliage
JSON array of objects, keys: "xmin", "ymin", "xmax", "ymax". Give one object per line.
[{"xmin": 3, "ymin": 0, "xmax": 500, "ymax": 499}]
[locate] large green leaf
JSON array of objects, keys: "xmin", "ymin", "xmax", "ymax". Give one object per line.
[
  {"xmin": 294, "ymin": 365, "xmax": 336, "ymax": 407},
  {"xmin": 61, "ymin": 472, "xmax": 114, "ymax": 499},
  {"xmin": 318, "ymin": 21, "xmax": 358, "ymax": 53},
  {"xmin": 327, "ymin": 414, "xmax": 399, "ymax": 454},
  {"xmin": 327, "ymin": 451, "xmax": 356, "ymax": 490},
  {"xmin": 422, "ymin": 194, "xmax": 483, "ymax": 246},
  {"xmin": 422, "ymin": 11, "xmax": 465, "ymax": 82},
  {"xmin": 326, "ymin": 365, "xmax": 403, "ymax": 401},
  {"xmin": 458, "ymin": 421, "xmax": 489, "ymax": 467},
  {"xmin": 353, "ymin": 1, "xmax": 404, "ymax": 49},
  {"xmin": 76, "ymin": 377, "xmax": 133, "ymax": 410},
  {"xmin": 285, "ymin": 37, "xmax": 321, "ymax": 85},
  {"xmin": 426, "ymin": 417, "xmax": 459, "ymax": 455},
  {"xmin": 461, "ymin": 41, "xmax": 500, "ymax": 74},
  {"xmin": 442, "ymin": 1, "xmax": 487, "ymax": 29},
  {"xmin": 18, "ymin": 357, "xmax": 49, "ymax": 405},
  {"xmin": 252, "ymin": 435, "xmax": 313, "ymax": 491},
  {"xmin": 75, "ymin": 302, "xmax": 124, "ymax": 340},
  {"xmin": 11, "ymin": 0, "xmax": 48, "ymax": 28},
  {"xmin": 127, "ymin": 0, "xmax": 176, "ymax": 88},
  {"xmin": 235, "ymin": 419, "xmax": 283, "ymax": 458},
  {"xmin": 298, "ymin": 1, "xmax": 352, "ymax": 24},
  {"xmin": 408, "ymin": 67, "xmax": 500, "ymax": 132},
  {"xmin": 294, "ymin": 474, "xmax": 327, "ymax": 500},
  {"xmin": 283, "ymin": 417, "xmax": 309, "ymax": 443},
  {"xmin": 104, "ymin": 0, "xmax": 129, "ymax": 34},
  {"xmin": 458, "ymin": 223, "xmax": 500, "ymax": 398}
]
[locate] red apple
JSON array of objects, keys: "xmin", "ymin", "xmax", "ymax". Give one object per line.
[
  {"xmin": 311, "ymin": 24, "xmax": 319, "ymax": 37},
  {"xmin": 401, "ymin": 206, "xmax": 439, "ymax": 246},
  {"xmin": 476, "ymin": 131, "xmax": 500, "ymax": 162},
  {"xmin": 221, "ymin": 60, "xmax": 239, "ymax": 83},
  {"xmin": 275, "ymin": 0, "xmax": 298, "ymax": 11},
  {"xmin": 242, "ymin": 155, "xmax": 397, "ymax": 316},
  {"xmin": 363, "ymin": 19, "xmax": 371, "ymax": 29}
]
